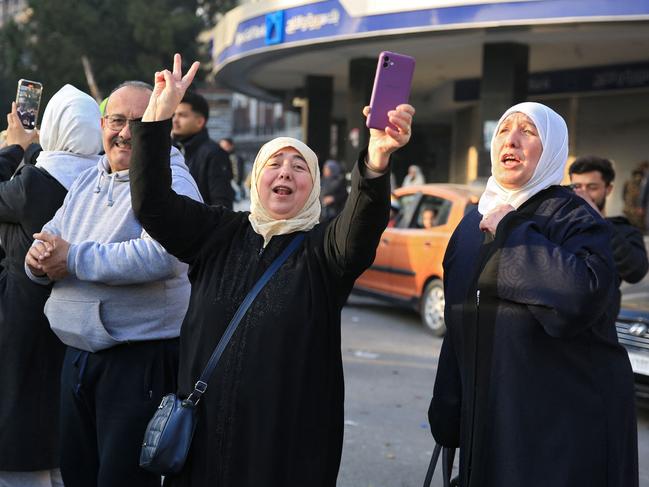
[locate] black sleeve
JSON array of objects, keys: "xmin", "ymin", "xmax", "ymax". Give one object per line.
[
  {"xmin": 334, "ymin": 177, "xmax": 348, "ymax": 207},
  {"xmin": 129, "ymin": 119, "xmax": 234, "ymax": 264},
  {"xmin": 0, "ymin": 145, "xmax": 30, "ymax": 223},
  {"xmin": 0, "ymin": 171, "xmax": 28, "ymax": 223},
  {"xmin": 608, "ymin": 219, "xmax": 649, "ymax": 284},
  {"xmin": 323, "ymin": 152, "xmax": 390, "ymax": 280},
  {"xmin": 0, "ymin": 144, "xmax": 24, "ymax": 181},
  {"xmin": 429, "ymin": 330, "xmax": 462, "ymax": 447},
  {"xmin": 23, "ymin": 143, "xmax": 42, "ymax": 165},
  {"xmin": 206, "ymin": 148, "xmax": 234, "ymax": 208}
]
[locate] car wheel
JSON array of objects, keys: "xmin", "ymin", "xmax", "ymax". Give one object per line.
[{"xmin": 421, "ymin": 279, "xmax": 445, "ymax": 336}]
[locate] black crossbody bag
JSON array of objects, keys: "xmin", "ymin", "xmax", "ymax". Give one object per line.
[{"xmin": 139, "ymin": 234, "xmax": 305, "ymax": 475}]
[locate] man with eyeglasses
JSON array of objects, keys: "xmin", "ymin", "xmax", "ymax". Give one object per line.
[
  {"xmin": 569, "ymin": 156, "xmax": 648, "ymax": 308},
  {"xmin": 172, "ymin": 91, "xmax": 234, "ymax": 208},
  {"xmin": 24, "ymin": 81, "xmax": 203, "ymax": 487}
]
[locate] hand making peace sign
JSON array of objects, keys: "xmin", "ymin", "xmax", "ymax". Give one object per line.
[{"xmin": 142, "ymin": 53, "xmax": 201, "ymax": 123}]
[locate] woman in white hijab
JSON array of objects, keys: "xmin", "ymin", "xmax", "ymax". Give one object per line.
[
  {"xmin": 429, "ymin": 102, "xmax": 637, "ymax": 487},
  {"xmin": 0, "ymin": 84, "xmax": 101, "ymax": 487},
  {"xmin": 402, "ymin": 163, "xmax": 425, "ymax": 187},
  {"xmin": 128, "ymin": 54, "xmax": 415, "ymax": 487}
]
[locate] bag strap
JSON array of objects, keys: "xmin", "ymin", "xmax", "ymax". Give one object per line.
[
  {"xmin": 423, "ymin": 444, "xmax": 457, "ymax": 487},
  {"xmin": 185, "ymin": 233, "xmax": 305, "ymax": 406},
  {"xmin": 422, "ymin": 444, "xmax": 441, "ymax": 487}
]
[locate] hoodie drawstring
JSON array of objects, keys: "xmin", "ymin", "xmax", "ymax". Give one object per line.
[
  {"xmin": 93, "ymin": 167, "xmax": 118, "ymax": 206},
  {"xmin": 94, "ymin": 170, "xmax": 104, "ymax": 194},
  {"xmin": 106, "ymin": 173, "xmax": 116, "ymax": 207}
]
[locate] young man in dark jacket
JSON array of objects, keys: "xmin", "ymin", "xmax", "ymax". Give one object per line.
[
  {"xmin": 569, "ymin": 156, "xmax": 649, "ymax": 295},
  {"xmin": 172, "ymin": 92, "xmax": 234, "ymax": 208}
]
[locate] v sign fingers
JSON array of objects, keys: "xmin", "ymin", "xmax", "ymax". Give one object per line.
[
  {"xmin": 182, "ymin": 61, "xmax": 200, "ymax": 89},
  {"xmin": 173, "ymin": 53, "xmax": 182, "ymax": 80},
  {"xmin": 142, "ymin": 53, "xmax": 201, "ymax": 122}
]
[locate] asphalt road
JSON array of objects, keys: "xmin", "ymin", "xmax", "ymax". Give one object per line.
[
  {"xmin": 338, "ymin": 295, "xmax": 443, "ymax": 487},
  {"xmin": 338, "ymin": 294, "xmax": 649, "ymax": 487}
]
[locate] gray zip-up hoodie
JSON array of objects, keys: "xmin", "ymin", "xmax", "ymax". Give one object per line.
[{"xmin": 26, "ymin": 147, "xmax": 202, "ymax": 352}]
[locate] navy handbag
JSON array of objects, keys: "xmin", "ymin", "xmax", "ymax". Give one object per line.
[{"xmin": 139, "ymin": 234, "xmax": 305, "ymax": 475}]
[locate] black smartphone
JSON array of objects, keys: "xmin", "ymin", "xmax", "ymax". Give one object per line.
[{"xmin": 15, "ymin": 79, "xmax": 43, "ymax": 130}]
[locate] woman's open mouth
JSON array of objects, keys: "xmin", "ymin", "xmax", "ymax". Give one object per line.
[
  {"xmin": 500, "ymin": 154, "xmax": 521, "ymax": 168},
  {"xmin": 273, "ymin": 185, "xmax": 293, "ymax": 196}
]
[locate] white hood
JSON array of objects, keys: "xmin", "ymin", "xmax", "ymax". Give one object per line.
[{"xmin": 35, "ymin": 84, "xmax": 102, "ymax": 190}]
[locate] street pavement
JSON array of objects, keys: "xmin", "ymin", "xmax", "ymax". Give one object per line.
[
  {"xmin": 338, "ymin": 294, "xmax": 649, "ymax": 487},
  {"xmin": 338, "ymin": 296, "xmax": 443, "ymax": 487}
]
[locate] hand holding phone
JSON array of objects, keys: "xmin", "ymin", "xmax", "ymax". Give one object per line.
[
  {"xmin": 15, "ymin": 79, "xmax": 43, "ymax": 130},
  {"xmin": 6, "ymin": 102, "xmax": 39, "ymax": 150},
  {"xmin": 366, "ymin": 51, "xmax": 415, "ymax": 131}
]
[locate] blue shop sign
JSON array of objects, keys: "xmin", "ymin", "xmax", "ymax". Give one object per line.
[
  {"xmin": 265, "ymin": 11, "xmax": 285, "ymax": 45},
  {"xmin": 217, "ymin": 0, "xmax": 649, "ymax": 66}
]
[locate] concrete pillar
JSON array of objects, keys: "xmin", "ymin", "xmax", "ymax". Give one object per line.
[
  {"xmin": 477, "ymin": 43, "xmax": 529, "ymax": 177},
  {"xmin": 305, "ymin": 75, "xmax": 333, "ymax": 165},
  {"xmin": 345, "ymin": 58, "xmax": 376, "ymax": 170}
]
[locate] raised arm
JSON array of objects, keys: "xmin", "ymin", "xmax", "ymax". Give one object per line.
[
  {"xmin": 130, "ymin": 54, "xmax": 235, "ymax": 262},
  {"xmin": 2, "ymin": 102, "xmax": 39, "ymax": 179},
  {"xmin": 0, "ymin": 146, "xmax": 30, "ymax": 223},
  {"xmin": 324, "ymin": 103, "xmax": 414, "ymax": 278},
  {"xmin": 0, "ymin": 145, "xmax": 23, "ymax": 182}
]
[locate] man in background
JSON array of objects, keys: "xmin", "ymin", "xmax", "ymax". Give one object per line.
[
  {"xmin": 219, "ymin": 137, "xmax": 246, "ymax": 201},
  {"xmin": 569, "ymin": 156, "xmax": 648, "ymax": 307},
  {"xmin": 172, "ymin": 92, "xmax": 234, "ymax": 208}
]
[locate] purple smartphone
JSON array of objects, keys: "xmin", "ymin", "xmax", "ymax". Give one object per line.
[{"xmin": 366, "ymin": 51, "xmax": 415, "ymax": 130}]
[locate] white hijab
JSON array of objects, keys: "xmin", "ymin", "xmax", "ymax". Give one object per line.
[
  {"xmin": 248, "ymin": 137, "xmax": 321, "ymax": 247},
  {"xmin": 35, "ymin": 84, "xmax": 102, "ymax": 190},
  {"xmin": 478, "ymin": 102, "xmax": 568, "ymax": 215}
]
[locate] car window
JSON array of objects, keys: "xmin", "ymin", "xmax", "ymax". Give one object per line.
[
  {"xmin": 411, "ymin": 195, "xmax": 452, "ymax": 229},
  {"xmin": 395, "ymin": 193, "xmax": 421, "ymax": 229}
]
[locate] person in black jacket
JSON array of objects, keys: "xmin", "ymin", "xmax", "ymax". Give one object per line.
[
  {"xmin": 569, "ymin": 156, "xmax": 649, "ymax": 296},
  {"xmin": 429, "ymin": 102, "xmax": 637, "ymax": 487},
  {"xmin": 319, "ymin": 159, "xmax": 348, "ymax": 222},
  {"xmin": 129, "ymin": 54, "xmax": 414, "ymax": 487},
  {"xmin": 0, "ymin": 85, "xmax": 102, "ymax": 487},
  {"xmin": 219, "ymin": 137, "xmax": 246, "ymax": 200},
  {"xmin": 172, "ymin": 91, "xmax": 234, "ymax": 208}
]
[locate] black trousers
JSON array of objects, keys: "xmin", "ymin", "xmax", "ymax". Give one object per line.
[{"xmin": 59, "ymin": 339, "xmax": 179, "ymax": 487}]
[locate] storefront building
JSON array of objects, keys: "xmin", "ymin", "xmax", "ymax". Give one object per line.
[{"xmin": 209, "ymin": 0, "xmax": 649, "ymax": 214}]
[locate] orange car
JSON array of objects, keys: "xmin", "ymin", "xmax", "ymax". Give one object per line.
[{"xmin": 353, "ymin": 183, "xmax": 483, "ymax": 335}]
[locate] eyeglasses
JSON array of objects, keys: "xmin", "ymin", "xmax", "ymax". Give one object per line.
[{"xmin": 103, "ymin": 115, "xmax": 142, "ymax": 131}]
